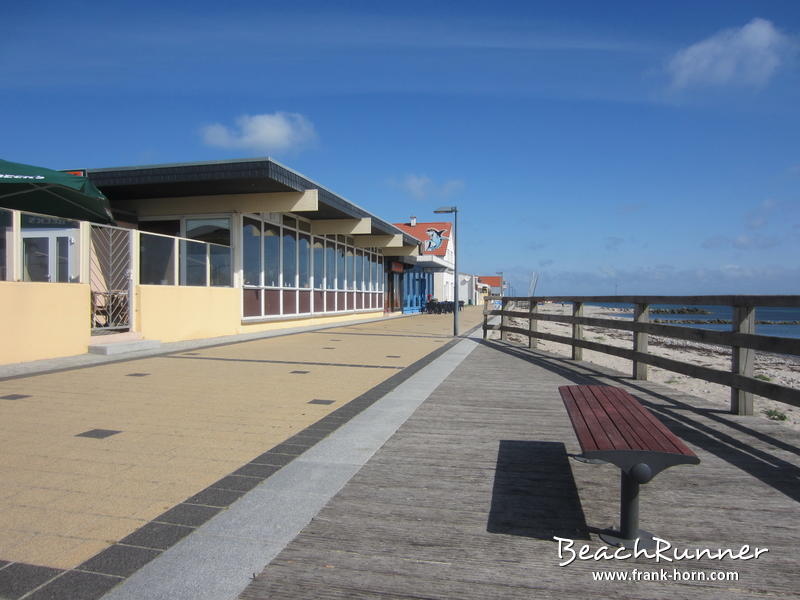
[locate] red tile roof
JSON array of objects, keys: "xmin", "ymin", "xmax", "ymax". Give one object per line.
[
  {"xmin": 394, "ymin": 221, "xmax": 452, "ymax": 256},
  {"xmin": 478, "ymin": 276, "xmax": 502, "ymax": 287}
]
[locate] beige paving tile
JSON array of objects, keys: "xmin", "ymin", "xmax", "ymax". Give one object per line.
[
  {"xmin": 0, "ymin": 308, "xmax": 484, "ymax": 569},
  {"xmin": 4, "ymin": 534, "xmax": 110, "ymax": 570}
]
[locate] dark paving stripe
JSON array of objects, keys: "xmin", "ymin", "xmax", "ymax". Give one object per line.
[
  {"xmin": 78, "ymin": 545, "xmax": 160, "ymax": 578},
  {"xmin": 119, "ymin": 522, "xmax": 194, "ymax": 551},
  {"xmin": 1, "ymin": 394, "xmax": 30, "ymax": 400},
  {"xmin": 0, "ymin": 563, "xmax": 62, "ymax": 599},
  {"xmin": 75, "ymin": 429, "xmax": 122, "ymax": 439},
  {"xmin": 166, "ymin": 356, "xmax": 404, "ymax": 370},
  {"xmin": 212, "ymin": 475, "xmax": 263, "ymax": 493},
  {"xmin": 184, "ymin": 487, "xmax": 246, "ymax": 508},
  {"xmin": 154, "ymin": 504, "xmax": 221, "ymax": 527},
  {"xmin": 26, "ymin": 570, "xmax": 121, "ymax": 600},
  {"xmin": 234, "ymin": 464, "xmax": 281, "ymax": 478},
  {"xmin": 308, "ymin": 399, "xmax": 335, "ymax": 405},
  {"xmin": 249, "ymin": 452, "xmax": 296, "ymax": 467},
  {"xmin": 0, "ymin": 322, "xmax": 481, "ymax": 596}
]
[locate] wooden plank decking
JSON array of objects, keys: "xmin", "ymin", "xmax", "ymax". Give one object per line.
[{"xmin": 240, "ymin": 338, "xmax": 800, "ymax": 599}]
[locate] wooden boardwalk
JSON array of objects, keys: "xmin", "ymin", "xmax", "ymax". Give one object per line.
[{"xmin": 240, "ymin": 339, "xmax": 800, "ymax": 600}]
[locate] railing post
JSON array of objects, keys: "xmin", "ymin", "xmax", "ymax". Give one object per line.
[
  {"xmin": 571, "ymin": 301, "xmax": 583, "ymax": 361},
  {"xmin": 482, "ymin": 296, "xmax": 489, "ymax": 340},
  {"xmin": 633, "ymin": 303, "xmax": 649, "ymax": 380},
  {"xmin": 528, "ymin": 298, "xmax": 537, "ymax": 349},
  {"xmin": 731, "ymin": 304, "xmax": 755, "ymax": 415},
  {"xmin": 500, "ymin": 297, "xmax": 508, "ymax": 342}
]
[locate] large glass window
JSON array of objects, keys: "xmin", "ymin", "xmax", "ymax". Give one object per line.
[
  {"xmin": 140, "ymin": 233, "xmax": 175, "ymax": 285},
  {"xmin": 325, "ymin": 239, "xmax": 336, "ymax": 290},
  {"xmin": 346, "ymin": 248, "xmax": 354, "ymax": 290},
  {"xmin": 185, "ymin": 218, "xmax": 230, "ymax": 246},
  {"xmin": 336, "ymin": 243, "xmax": 345, "ymax": 289},
  {"xmin": 21, "ymin": 214, "xmax": 79, "ymax": 283},
  {"xmin": 313, "ymin": 238, "xmax": 324, "ymax": 289},
  {"xmin": 355, "ymin": 250, "xmax": 364, "ymax": 291},
  {"xmin": 282, "ymin": 228, "xmax": 296, "ymax": 287},
  {"xmin": 0, "ymin": 208, "xmax": 9, "ymax": 281},
  {"xmin": 243, "ymin": 217, "xmax": 261, "ymax": 286},
  {"xmin": 140, "ymin": 220, "xmax": 180, "ymax": 237},
  {"xmin": 299, "ymin": 234, "xmax": 310, "ymax": 288},
  {"xmin": 264, "ymin": 224, "xmax": 280, "ymax": 287}
]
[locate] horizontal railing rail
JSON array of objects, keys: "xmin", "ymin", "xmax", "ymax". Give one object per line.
[{"xmin": 482, "ymin": 295, "xmax": 800, "ymax": 415}]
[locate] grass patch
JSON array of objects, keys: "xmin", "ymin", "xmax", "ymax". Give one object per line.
[
  {"xmin": 754, "ymin": 374, "xmax": 772, "ymax": 382},
  {"xmin": 763, "ymin": 408, "xmax": 788, "ymax": 421}
]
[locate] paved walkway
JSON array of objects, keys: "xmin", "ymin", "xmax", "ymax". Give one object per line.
[
  {"xmin": 0, "ymin": 308, "xmax": 484, "ymax": 600},
  {"xmin": 240, "ymin": 338, "xmax": 800, "ymax": 600}
]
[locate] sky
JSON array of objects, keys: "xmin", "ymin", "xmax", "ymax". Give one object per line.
[{"xmin": 2, "ymin": 0, "xmax": 799, "ymax": 296}]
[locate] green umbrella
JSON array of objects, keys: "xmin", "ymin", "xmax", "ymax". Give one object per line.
[{"xmin": 0, "ymin": 159, "xmax": 114, "ymax": 224}]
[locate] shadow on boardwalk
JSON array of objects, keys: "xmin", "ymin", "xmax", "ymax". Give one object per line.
[{"xmin": 241, "ymin": 338, "xmax": 800, "ymax": 600}]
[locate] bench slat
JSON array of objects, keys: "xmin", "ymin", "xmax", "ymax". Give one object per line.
[
  {"xmin": 572, "ymin": 385, "xmax": 632, "ymax": 451},
  {"xmin": 561, "ymin": 391, "xmax": 599, "ymax": 453},
  {"xmin": 596, "ymin": 386, "xmax": 680, "ymax": 455},
  {"xmin": 605, "ymin": 386, "xmax": 696, "ymax": 457},
  {"xmin": 591, "ymin": 385, "xmax": 656, "ymax": 450}
]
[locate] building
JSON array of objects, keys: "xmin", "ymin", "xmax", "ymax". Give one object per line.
[
  {"xmin": 0, "ymin": 158, "xmax": 422, "ymax": 364},
  {"xmin": 393, "ymin": 218, "xmax": 455, "ymax": 313}
]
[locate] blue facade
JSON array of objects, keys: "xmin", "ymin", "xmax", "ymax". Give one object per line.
[{"xmin": 402, "ymin": 268, "xmax": 433, "ymax": 313}]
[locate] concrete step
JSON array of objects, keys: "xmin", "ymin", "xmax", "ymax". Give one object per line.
[{"xmin": 88, "ymin": 332, "xmax": 161, "ymax": 355}]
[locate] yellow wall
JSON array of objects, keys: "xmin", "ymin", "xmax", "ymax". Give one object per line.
[
  {"xmin": 0, "ymin": 282, "xmax": 387, "ymax": 364},
  {"xmin": 137, "ymin": 285, "xmax": 385, "ymax": 343},
  {"xmin": 0, "ymin": 281, "xmax": 91, "ymax": 364},
  {"xmin": 137, "ymin": 285, "xmax": 241, "ymax": 343}
]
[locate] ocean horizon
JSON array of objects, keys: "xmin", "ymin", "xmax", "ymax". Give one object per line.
[{"xmin": 587, "ymin": 302, "xmax": 800, "ymax": 340}]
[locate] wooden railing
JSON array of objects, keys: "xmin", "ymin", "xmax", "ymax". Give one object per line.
[{"xmin": 482, "ymin": 295, "xmax": 800, "ymax": 415}]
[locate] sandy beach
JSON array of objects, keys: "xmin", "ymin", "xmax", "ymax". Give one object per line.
[{"xmin": 500, "ymin": 302, "xmax": 800, "ymax": 429}]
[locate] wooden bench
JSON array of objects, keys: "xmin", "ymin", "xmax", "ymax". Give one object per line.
[{"xmin": 559, "ymin": 384, "xmax": 700, "ymax": 548}]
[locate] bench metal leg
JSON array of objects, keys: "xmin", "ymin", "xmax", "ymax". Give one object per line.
[{"xmin": 600, "ymin": 469, "xmax": 657, "ymax": 550}]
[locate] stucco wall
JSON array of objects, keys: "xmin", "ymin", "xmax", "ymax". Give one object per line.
[
  {"xmin": 0, "ymin": 281, "xmax": 91, "ymax": 364},
  {"xmin": 137, "ymin": 285, "xmax": 385, "ymax": 342},
  {"xmin": 136, "ymin": 285, "xmax": 241, "ymax": 343}
]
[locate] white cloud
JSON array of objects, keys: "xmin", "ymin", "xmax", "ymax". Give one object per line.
[
  {"xmin": 201, "ymin": 112, "xmax": 317, "ymax": 153},
  {"xmin": 667, "ymin": 18, "xmax": 793, "ymax": 89},
  {"xmin": 394, "ymin": 174, "xmax": 465, "ymax": 200}
]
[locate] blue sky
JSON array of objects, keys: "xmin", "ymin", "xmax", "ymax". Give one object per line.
[{"xmin": 3, "ymin": 0, "xmax": 799, "ymax": 295}]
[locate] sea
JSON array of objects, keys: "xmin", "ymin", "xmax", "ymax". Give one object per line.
[{"xmin": 587, "ymin": 303, "xmax": 800, "ymax": 340}]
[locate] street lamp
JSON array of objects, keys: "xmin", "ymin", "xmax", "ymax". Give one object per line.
[
  {"xmin": 496, "ymin": 271, "xmax": 504, "ymax": 297},
  {"xmin": 434, "ymin": 205, "xmax": 459, "ymax": 336}
]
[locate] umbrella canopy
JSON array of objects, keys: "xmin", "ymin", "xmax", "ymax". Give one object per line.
[{"xmin": 0, "ymin": 159, "xmax": 115, "ymax": 224}]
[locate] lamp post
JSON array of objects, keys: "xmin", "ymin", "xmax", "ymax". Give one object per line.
[
  {"xmin": 496, "ymin": 271, "xmax": 504, "ymax": 297},
  {"xmin": 434, "ymin": 205, "xmax": 458, "ymax": 336}
]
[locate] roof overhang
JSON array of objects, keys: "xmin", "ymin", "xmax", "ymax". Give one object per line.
[{"xmin": 87, "ymin": 158, "xmax": 419, "ymax": 247}]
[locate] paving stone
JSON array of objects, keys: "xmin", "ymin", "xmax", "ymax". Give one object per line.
[
  {"xmin": 78, "ymin": 545, "xmax": 160, "ymax": 578},
  {"xmin": 0, "ymin": 563, "xmax": 62, "ymax": 599},
  {"xmin": 26, "ymin": 570, "xmax": 122, "ymax": 600},
  {"xmin": 154, "ymin": 504, "xmax": 221, "ymax": 527},
  {"xmin": 119, "ymin": 522, "xmax": 194, "ymax": 550}
]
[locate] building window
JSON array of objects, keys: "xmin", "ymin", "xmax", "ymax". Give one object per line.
[
  {"xmin": 0, "ymin": 208, "xmax": 11, "ymax": 281},
  {"xmin": 242, "ymin": 217, "xmax": 262, "ymax": 286},
  {"xmin": 299, "ymin": 233, "xmax": 310, "ymax": 289},
  {"xmin": 241, "ymin": 216, "xmax": 385, "ymax": 319},
  {"xmin": 185, "ymin": 217, "xmax": 230, "ymax": 246},
  {"xmin": 264, "ymin": 224, "xmax": 280, "ymax": 287},
  {"xmin": 313, "ymin": 238, "xmax": 324, "ymax": 290}
]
